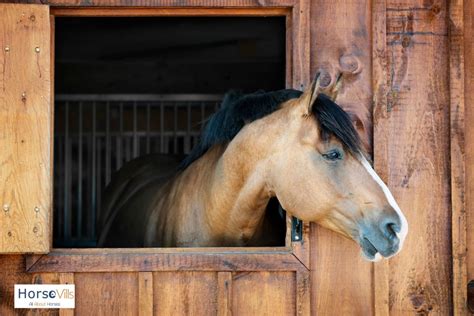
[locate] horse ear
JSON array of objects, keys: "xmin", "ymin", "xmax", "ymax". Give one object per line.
[{"xmin": 298, "ymin": 74, "xmax": 322, "ymax": 115}]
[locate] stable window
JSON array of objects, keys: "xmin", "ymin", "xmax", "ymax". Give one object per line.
[
  {"xmin": 0, "ymin": 5, "xmax": 310, "ymax": 266},
  {"xmin": 53, "ymin": 16, "xmax": 290, "ymax": 248}
]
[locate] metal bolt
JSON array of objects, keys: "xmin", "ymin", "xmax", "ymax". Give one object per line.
[
  {"xmin": 3, "ymin": 204, "xmax": 9, "ymax": 212},
  {"xmin": 294, "ymin": 235, "xmax": 300, "ymax": 240},
  {"xmin": 35, "ymin": 47, "xmax": 40, "ymax": 53},
  {"xmin": 21, "ymin": 92, "xmax": 26, "ymax": 102},
  {"xmin": 34, "ymin": 206, "xmax": 40, "ymax": 212},
  {"xmin": 4, "ymin": 46, "xmax": 10, "ymax": 52}
]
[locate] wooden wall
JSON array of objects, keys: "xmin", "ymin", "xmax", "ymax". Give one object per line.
[
  {"xmin": 310, "ymin": 1, "xmax": 375, "ymax": 315},
  {"xmin": 0, "ymin": 0, "xmax": 472, "ymax": 315},
  {"xmin": 310, "ymin": 0, "xmax": 471, "ymax": 314}
]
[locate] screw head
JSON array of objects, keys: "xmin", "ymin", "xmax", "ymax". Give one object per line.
[
  {"xmin": 3, "ymin": 204, "xmax": 9, "ymax": 212},
  {"xmin": 294, "ymin": 235, "xmax": 300, "ymax": 240},
  {"xmin": 4, "ymin": 46, "xmax": 10, "ymax": 52},
  {"xmin": 34, "ymin": 206, "xmax": 40, "ymax": 212},
  {"xmin": 35, "ymin": 47, "xmax": 40, "ymax": 53}
]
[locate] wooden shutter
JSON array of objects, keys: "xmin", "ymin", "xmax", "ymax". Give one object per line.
[{"xmin": 0, "ymin": 3, "xmax": 51, "ymax": 253}]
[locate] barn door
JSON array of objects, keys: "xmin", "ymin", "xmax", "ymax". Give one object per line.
[{"xmin": 0, "ymin": 3, "xmax": 52, "ymax": 253}]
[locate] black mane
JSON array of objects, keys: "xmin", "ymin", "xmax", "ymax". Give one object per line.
[{"xmin": 179, "ymin": 89, "xmax": 361, "ymax": 170}]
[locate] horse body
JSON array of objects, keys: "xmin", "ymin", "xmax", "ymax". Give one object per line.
[
  {"xmin": 98, "ymin": 76, "xmax": 408, "ymax": 261},
  {"xmin": 99, "ymin": 143, "xmax": 284, "ymax": 247}
]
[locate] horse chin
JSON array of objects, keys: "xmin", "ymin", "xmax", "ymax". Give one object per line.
[
  {"xmin": 359, "ymin": 238, "xmax": 383, "ymax": 262},
  {"xmin": 361, "ymin": 249, "xmax": 383, "ymax": 262}
]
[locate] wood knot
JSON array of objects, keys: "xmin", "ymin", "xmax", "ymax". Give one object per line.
[
  {"xmin": 318, "ymin": 70, "xmax": 333, "ymax": 88},
  {"xmin": 29, "ymin": 15, "xmax": 36, "ymax": 22},
  {"xmin": 431, "ymin": 5, "xmax": 441, "ymax": 15},
  {"xmin": 402, "ymin": 36, "xmax": 411, "ymax": 48},
  {"xmin": 339, "ymin": 54, "xmax": 361, "ymax": 74}
]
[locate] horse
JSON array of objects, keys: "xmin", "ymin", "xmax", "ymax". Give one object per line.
[{"xmin": 97, "ymin": 75, "xmax": 408, "ymax": 261}]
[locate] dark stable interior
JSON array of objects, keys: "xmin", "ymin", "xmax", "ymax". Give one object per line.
[{"xmin": 54, "ymin": 17, "xmax": 287, "ymax": 247}]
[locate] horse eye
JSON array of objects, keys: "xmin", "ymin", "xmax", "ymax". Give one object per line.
[{"xmin": 322, "ymin": 149, "xmax": 342, "ymax": 161}]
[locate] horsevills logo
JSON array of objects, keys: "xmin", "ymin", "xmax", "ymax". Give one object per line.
[{"xmin": 14, "ymin": 284, "xmax": 75, "ymax": 309}]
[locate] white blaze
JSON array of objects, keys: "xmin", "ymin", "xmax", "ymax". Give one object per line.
[{"xmin": 360, "ymin": 156, "xmax": 409, "ymax": 256}]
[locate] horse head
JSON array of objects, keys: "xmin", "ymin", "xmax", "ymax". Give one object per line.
[{"xmin": 265, "ymin": 75, "xmax": 408, "ymax": 261}]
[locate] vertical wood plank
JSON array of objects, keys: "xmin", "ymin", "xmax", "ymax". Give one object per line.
[
  {"xmin": 383, "ymin": 0, "xmax": 452, "ymax": 314},
  {"xmin": 74, "ymin": 272, "xmax": 138, "ymax": 316},
  {"xmin": 153, "ymin": 272, "xmax": 218, "ymax": 316},
  {"xmin": 49, "ymin": 13, "xmax": 55, "ymax": 249},
  {"xmin": 309, "ymin": 0, "xmax": 374, "ymax": 314},
  {"xmin": 0, "ymin": 3, "xmax": 52, "ymax": 253},
  {"xmin": 232, "ymin": 272, "xmax": 295, "ymax": 316},
  {"xmin": 448, "ymin": 0, "xmax": 468, "ymax": 314},
  {"xmin": 138, "ymin": 272, "xmax": 153, "ymax": 316},
  {"xmin": 296, "ymin": 269, "xmax": 310, "ymax": 316},
  {"xmin": 292, "ymin": 0, "xmax": 311, "ymax": 90},
  {"xmin": 0, "ymin": 256, "xmax": 31, "ymax": 315},
  {"xmin": 464, "ymin": 0, "xmax": 474, "ymax": 313},
  {"xmin": 59, "ymin": 273, "xmax": 74, "ymax": 316},
  {"xmin": 372, "ymin": 0, "xmax": 390, "ymax": 315},
  {"xmin": 217, "ymin": 272, "xmax": 232, "ymax": 316}
]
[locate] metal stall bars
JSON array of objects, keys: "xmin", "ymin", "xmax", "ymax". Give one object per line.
[{"xmin": 53, "ymin": 94, "xmax": 222, "ymax": 247}]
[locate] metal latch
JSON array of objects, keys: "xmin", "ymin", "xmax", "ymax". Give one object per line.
[{"xmin": 291, "ymin": 217, "xmax": 303, "ymax": 242}]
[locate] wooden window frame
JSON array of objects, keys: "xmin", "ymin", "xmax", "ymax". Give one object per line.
[{"xmin": 27, "ymin": 3, "xmax": 311, "ymax": 275}]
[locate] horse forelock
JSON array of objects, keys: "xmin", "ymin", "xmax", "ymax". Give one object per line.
[
  {"xmin": 179, "ymin": 90, "xmax": 362, "ymax": 170},
  {"xmin": 311, "ymin": 94, "xmax": 362, "ymax": 156}
]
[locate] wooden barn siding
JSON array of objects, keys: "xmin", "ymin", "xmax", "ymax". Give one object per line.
[
  {"xmin": 311, "ymin": 0, "xmax": 458, "ymax": 314},
  {"xmin": 0, "ymin": 0, "xmax": 471, "ymax": 315},
  {"xmin": 374, "ymin": 0, "xmax": 453, "ymax": 314},
  {"xmin": 464, "ymin": 0, "xmax": 474, "ymax": 313},
  {"xmin": 309, "ymin": 0, "xmax": 375, "ymax": 315}
]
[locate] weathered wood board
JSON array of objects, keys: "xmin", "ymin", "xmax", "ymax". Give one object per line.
[
  {"xmin": 310, "ymin": 0, "xmax": 374, "ymax": 315},
  {"xmin": 375, "ymin": 0, "xmax": 452, "ymax": 314},
  {"xmin": 0, "ymin": 3, "xmax": 51, "ymax": 253}
]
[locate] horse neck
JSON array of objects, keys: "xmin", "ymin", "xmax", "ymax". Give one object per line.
[{"xmin": 204, "ymin": 136, "xmax": 273, "ymax": 245}]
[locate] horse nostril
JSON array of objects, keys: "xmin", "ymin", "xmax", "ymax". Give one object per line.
[{"xmin": 384, "ymin": 222, "xmax": 398, "ymax": 239}]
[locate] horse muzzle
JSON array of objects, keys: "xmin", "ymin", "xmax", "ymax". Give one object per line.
[{"xmin": 357, "ymin": 210, "xmax": 404, "ymax": 261}]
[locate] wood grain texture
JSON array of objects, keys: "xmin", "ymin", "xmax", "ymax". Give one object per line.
[
  {"xmin": 27, "ymin": 249, "xmax": 306, "ymax": 272},
  {"xmin": 448, "ymin": 0, "xmax": 468, "ymax": 314},
  {"xmin": 138, "ymin": 272, "xmax": 153, "ymax": 316},
  {"xmin": 0, "ymin": 256, "xmax": 33, "ymax": 315},
  {"xmin": 309, "ymin": 0, "xmax": 374, "ymax": 314},
  {"xmin": 58, "ymin": 273, "xmax": 74, "ymax": 316},
  {"xmin": 464, "ymin": 0, "xmax": 474, "ymax": 313},
  {"xmin": 296, "ymin": 269, "xmax": 310, "ymax": 316},
  {"xmin": 153, "ymin": 271, "xmax": 218, "ymax": 316},
  {"xmin": 372, "ymin": 0, "xmax": 390, "ymax": 315},
  {"xmin": 383, "ymin": 0, "xmax": 452, "ymax": 314},
  {"xmin": 74, "ymin": 272, "xmax": 138, "ymax": 315},
  {"xmin": 231, "ymin": 271, "xmax": 295, "ymax": 315},
  {"xmin": 311, "ymin": 227, "xmax": 373, "ymax": 315},
  {"xmin": 0, "ymin": 3, "xmax": 51, "ymax": 253},
  {"xmin": 3, "ymin": 0, "xmax": 296, "ymax": 6},
  {"xmin": 51, "ymin": 7, "xmax": 291, "ymax": 17},
  {"xmin": 217, "ymin": 272, "xmax": 232, "ymax": 316}
]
